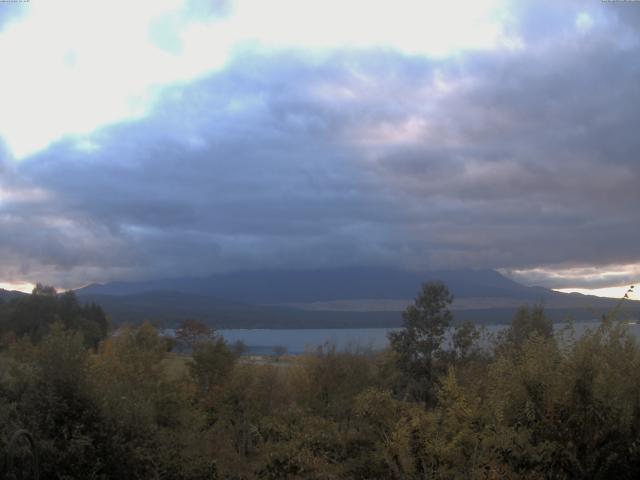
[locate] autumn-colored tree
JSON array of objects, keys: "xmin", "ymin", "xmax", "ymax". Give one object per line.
[
  {"xmin": 2, "ymin": 282, "xmax": 640, "ymax": 479},
  {"xmin": 175, "ymin": 318, "xmax": 215, "ymax": 352}
]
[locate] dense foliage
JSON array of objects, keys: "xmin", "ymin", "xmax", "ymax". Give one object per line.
[
  {"xmin": 0, "ymin": 282, "xmax": 639, "ymax": 479},
  {"xmin": 0, "ymin": 284, "xmax": 108, "ymax": 348}
]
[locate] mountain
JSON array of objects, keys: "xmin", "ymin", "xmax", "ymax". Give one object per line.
[
  {"xmin": 0, "ymin": 288, "xmax": 27, "ymax": 302},
  {"xmin": 77, "ymin": 267, "xmax": 559, "ymax": 303},
  {"xmin": 76, "ymin": 290, "xmax": 403, "ymax": 329},
  {"xmin": 75, "ymin": 268, "xmax": 640, "ymax": 328}
]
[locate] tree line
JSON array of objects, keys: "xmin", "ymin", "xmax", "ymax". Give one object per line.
[{"xmin": 0, "ymin": 282, "xmax": 638, "ymax": 478}]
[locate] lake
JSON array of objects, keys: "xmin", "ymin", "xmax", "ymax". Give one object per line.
[{"xmin": 218, "ymin": 320, "xmax": 640, "ymax": 355}]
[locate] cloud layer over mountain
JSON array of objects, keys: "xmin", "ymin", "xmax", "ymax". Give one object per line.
[{"xmin": 0, "ymin": 0, "xmax": 639, "ymax": 290}]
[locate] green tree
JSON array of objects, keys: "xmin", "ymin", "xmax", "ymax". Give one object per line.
[
  {"xmin": 189, "ymin": 337, "xmax": 237, "ymax": 394},
  {"xmin": 500, "ymin": 304, "xmax": 553, "ymax": 351},
  {"xmin": 388, "ymin": 281, "xmax": 453, "ymax": 405},
  {"xmin": 451, "ymin": 320, "xmax": 482, "ymax": 363},
  {"xmin": 0, "ymin": 286, "xmax": 107, "ymax": 348},
  {"xmin": 6, "ymin": 323, "xmax": 108, "ymax": 479}
]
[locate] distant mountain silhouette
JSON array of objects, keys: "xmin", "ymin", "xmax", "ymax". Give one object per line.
[
  {"xmin": 0, "ymin": 288, "xmax": 27, "ymax": 302},
  {"xmin": 77, "ymin": 267, "xmax": 556, "ymax": 303},
  {"xmin": 74, "ymin": 268, "xmax": 639, "ymax": 327}
]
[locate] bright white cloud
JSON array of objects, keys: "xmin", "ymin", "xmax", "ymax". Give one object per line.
[
  {"xmin": 232, "ymin": 0, "xmax": 507, "ymax": 54},
  {"xmin": 575, "ymin": 12, "xmax": 595, "ymax": 33},
  {"xmin": 0, "ymin": 0, "xmax": 508, "ymax": 160},
  {"xmin": 555, "ymin": 286, "xmax": 638, "ymax": 301},
  {"xmin": 0, "ymin": 281, "xmax": 34, "ymax": 293},
  {"xmin": 0, "ymin": 0, "xmax": 230, "ymax": 159},
  {"xmin": 505, "ymin": 264, "xmax": 640, "ymax": 296}
]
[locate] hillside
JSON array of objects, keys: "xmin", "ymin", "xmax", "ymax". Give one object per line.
[
  {"xmin": 75, "ymin": 268, "xmax": 571, "ymax": 302},
  {"xmin": 75, "ymin": 268, "xmax": 639, "ymax": 328},
  {"xmin": 0, "ymin": 288, "xmax": 27, "ymax": 302}
]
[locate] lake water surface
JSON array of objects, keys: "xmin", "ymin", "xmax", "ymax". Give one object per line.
[{"xmin": 219, "ymin": 321, "xmax": 640, "ymax": 355}]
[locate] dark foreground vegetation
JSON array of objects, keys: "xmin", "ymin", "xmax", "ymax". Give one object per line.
[{"xmin": 0, "ymin": 283, "xmax": 639, "ymax": 479}]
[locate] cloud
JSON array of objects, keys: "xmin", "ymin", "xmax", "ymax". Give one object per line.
[
  {"xmin": 0, "ymin": 0, "xmax": 237, "ymax": 159},
  {"xmin": 0, "ymin": 0, "xmax": 639, "ymax": 290},
  {"xmin": 505, "ymin": 265, "xmax": 640, "ymax": 290},
  {"xmin": 0, "ymin": 2, "xmax": 28, "ymax": 32},
  {"xmin": 1, "ymin": 52, "xmax": 412, "ymax": 286}
]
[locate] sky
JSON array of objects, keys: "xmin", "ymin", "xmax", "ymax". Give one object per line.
[{"xmin": 0, "ymin": 0, "xmax": 639, "ymax": 298}]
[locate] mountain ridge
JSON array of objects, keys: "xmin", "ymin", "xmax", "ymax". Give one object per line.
[
  {"xmin": 73, "ymin": 268, "xmax": 639, "ymax": 327},
  {"xmin": 0, "ymin": 288, "xmax": 27, "ymax": 302},
  {"xmin": 76, "ymin": 267, "xmax": 560, "ymax": 303}
]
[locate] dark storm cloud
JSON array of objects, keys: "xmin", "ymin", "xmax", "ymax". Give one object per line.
[
  {"xmin": 365, "ymin": 1, "xmax": 640, "ymax": 276},
  {"xmin": 2, "ymin": 52, "xmax": 421, "ymax": 286},
  {"xmin": 1, "ymin": 0, "xmax": 640, "ymax": 288}
]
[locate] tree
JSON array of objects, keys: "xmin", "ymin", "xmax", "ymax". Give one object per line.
[
  {"xmin": 451, "ymin": 320, "xmax": 481, "ymax": 363},
  {"xmin": 175, "ymin": 319, "xmax": 215, "ymax": 352},
  {"xmin": 501, "ymin": 304, "xmax": 553, "ymax": 350},
  {"xmin": 189, "ymin": 338, "xmax": 237, "ymax": 394},
  {"xmin": 0, "ymin": 286, "xmax": 108, "ymax": 347},
  {"xmin": 7, "ymin": 323, "xmax": 107, "ymax": 478},
  {"xmin": 388, "ymin": 281, "xmax": 453, "ymax": 405},
  {"xmin": 272, "ymin": 345, "xmax": 287, "ymax": 361},
  {"xmin": 91, "ymin": 322, "xmax": 206, "ymax": 478},
  {"xmin": 31, "ymin": 283, "xmax": 57, "ymax": 297}
]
